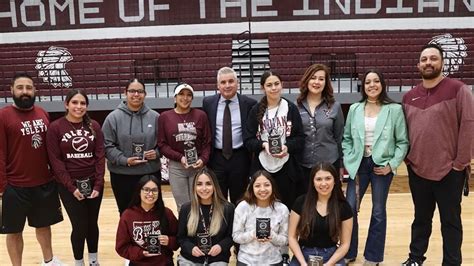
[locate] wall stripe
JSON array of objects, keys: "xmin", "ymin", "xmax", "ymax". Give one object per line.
[{"xmin": 1, "ymin": 17, "xmax": 472, "ymax": 44}]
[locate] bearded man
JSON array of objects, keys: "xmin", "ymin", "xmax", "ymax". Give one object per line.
[
  {"xmin": 401, "ymin": 44, "xmax": 473, "ymax": 266},
  {"xmin": 0, "ymin": 73, "xmax": 64, "ymax": 266}
]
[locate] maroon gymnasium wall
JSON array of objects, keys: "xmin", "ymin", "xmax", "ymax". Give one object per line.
[{"xmin": 0, "ymin": 1, "xmax": 472, "ymax": 103}]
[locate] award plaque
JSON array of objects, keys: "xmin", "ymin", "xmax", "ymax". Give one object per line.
[
  {"xmin": 256, "ymin": 218, "xmax": 271, "ymax": 239},
  {"xmin": 146, "ymin": 234, "xmax": 161, "ymax": 254},
  {"xmin": 197, "ymin": 232, "xmax": 212, "ymax": 254},
  {"xmin": 132, "ymin": 142, "xmax": 145, "ymax": 160},
  {"xmin": 268, "ymin": 135, "xmax": 282, "ymax": 154},
  {"xmin": 184, "ymin": 142, "xmax": 198, "ymax": 165},
  {"xmin": 76, "ymin": 178, "xmax": 92, "ymax": 197},
  {"xmin": 308, "ymin": 255, "xmax": 323, "ymax": 266}
]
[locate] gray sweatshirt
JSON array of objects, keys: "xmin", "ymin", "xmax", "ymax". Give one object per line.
[{"xmin": 102, "ymin": 102, "xmax": 160, "ymax": 175}]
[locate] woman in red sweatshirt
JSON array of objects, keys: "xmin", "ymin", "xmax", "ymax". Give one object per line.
[
  {"xmin": 116, "ymin": 175, "xmax": 178, "ymax": 266},
  {"xmin": 46, "ymin": 89, "xmax": 105, "ymax": 266}
]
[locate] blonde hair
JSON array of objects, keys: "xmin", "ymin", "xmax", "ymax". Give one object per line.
[{"xmin": 187, "ymin": 168, "xmax": 228, "ymax": 236}]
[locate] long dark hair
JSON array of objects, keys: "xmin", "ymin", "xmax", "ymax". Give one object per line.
[
  {"xmin": 297, "ymin": 162, "xmax": 346, "ymax": 243},
  {"xmin": 359, "ymin": 70, "xmax": 395, "ymax": 104},
  {"xmin": 256, "ymin": 71, "xmax": 283, "ymax": 124},
  {"xmin": 65, "ymin": 89, "xmax": 95, "ymax": 136},
  {"xmin": 297, "ymin": 64, "xmax": 335, "ymax": 108},
  {"xmin": 128, "ymin": 175, "xmax": 170, "ymax": 234},
  {"xmin": 241, "ymin": 170, "xmax": 280, "ymax": 208}
]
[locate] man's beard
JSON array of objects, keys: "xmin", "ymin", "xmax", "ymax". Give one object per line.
[
  {"xmin": 13, "ymin": 94, "xmax": 36, "ymax": 109},
  {"xmin": 420, "ymin": 66, "xmax": 443, "ymax": 80}
]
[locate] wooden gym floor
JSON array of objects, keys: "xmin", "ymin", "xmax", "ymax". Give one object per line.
[{"xmin": 1, "ymin": 164, "xmax": 473, "ymax": 265}]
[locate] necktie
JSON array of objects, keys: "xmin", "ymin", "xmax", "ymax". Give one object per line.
[{"xmin": 222, "ymin": 99, "xmax": 233, "ymax": 160}]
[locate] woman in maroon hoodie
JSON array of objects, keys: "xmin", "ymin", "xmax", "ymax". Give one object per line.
[
  {"xmin": 116, "ymin": 175, "xmax": 178, "ymax": 266},
  {"xmin": 46, "ymin": 89, "xmax": 105, "ymax": 266}
]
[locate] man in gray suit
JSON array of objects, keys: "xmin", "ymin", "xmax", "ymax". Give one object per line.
[{"xmin": 202, "ymin": 67, "xmax": 257, "ymax": 204}]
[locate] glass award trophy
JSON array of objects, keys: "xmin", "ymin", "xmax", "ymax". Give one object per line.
[
  {"xmin": 146, "ymin": 234, "xmax": 161, "ymax": 254},
  {"xmin": 76, "ymin": 178, "xmax": 92, "ymax": 197},
  {"xmin": 184, "ymin": 141, "xmax": 198, "ymax": 165},
  {"xmin": 132, "ymin": 142, "xmax": 145, "ymax": 160},
  {"xmin": 268, "ymin": 129, "xmax": 282, "ymax": 154},
  {"xmin": 197, "ymin": 232, "xmax": 212, "ymax": 254},
  {"xmin": 308, "ymin": 255, "xmax": 324, "ymax": 266},
  {"xmin": 256, "ymin": 218, "xmax": 271, "ymax": 239}
]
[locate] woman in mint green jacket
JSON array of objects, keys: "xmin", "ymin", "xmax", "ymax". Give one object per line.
[{"xmin": 342, "ymin": 70, "xmax": 409, "ymax": 265}]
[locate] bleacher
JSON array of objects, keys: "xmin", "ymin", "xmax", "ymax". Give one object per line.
[
  {"xmin": 269, "ymin": 29, "xmax": 474, "ymax": 89},
  {"xmin": 1, "ymin": 29, "xmax": 472, "ymax": 108}
]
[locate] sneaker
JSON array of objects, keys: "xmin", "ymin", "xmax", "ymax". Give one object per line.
[
  {"xmin": 345, "ymin": 257, "xmax": 356, "ymax": 264},
  {"xmin": 41, "ymin": 256, "xmax": 64, "ymax": 266},
  {"xmin": 363, "ymin": 260, "xmax": 379, "ymax": 266},
  {"xmin": 401, "ymin": 258, "xmax": 422, "ymax": 266},
  {"xmin": 282, "ymin": 254, "xmax": 290, "ymax": 266},
  {"xmin": 89, "ymin": 262, "xmax": 100, "ymax": 266}
]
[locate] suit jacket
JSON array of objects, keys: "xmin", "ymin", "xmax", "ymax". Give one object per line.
[
  {"xmin": 342, "ymin": 102, "xmax": 409, "ymax": 179},
  {"xmin": 202, "ymin": 93, "xmax": 257, "ymax": 150}
]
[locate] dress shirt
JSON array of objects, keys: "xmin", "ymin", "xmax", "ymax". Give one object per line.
[{"xmin": 215, "ymin": 94, "xmax": 242, "ymax": 149}]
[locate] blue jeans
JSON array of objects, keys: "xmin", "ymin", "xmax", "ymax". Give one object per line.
[
  {"xmin": 290, "ymin": 246, "xmax": 346, "ymax": 265},
  {"xmin": 345, "ymin": 157, "xmax": 393, "ymax": 263}
]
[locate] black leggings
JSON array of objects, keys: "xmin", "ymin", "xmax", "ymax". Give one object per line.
[{"xmin": 58, "ymin": 185, "xmax": 103, "ymax": 260}]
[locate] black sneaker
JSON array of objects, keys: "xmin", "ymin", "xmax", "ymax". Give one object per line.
[
  {"xmin": 401, "ymin": 258, "xmax": 422, "ymax": 266},
  {"xmin": 282, "ymin": 254, "xmax": 290, "ymax": 266}
]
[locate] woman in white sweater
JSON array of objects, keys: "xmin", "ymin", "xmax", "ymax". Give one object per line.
[{"xmin": 233, "ymin": 170, "xmax": 289, "ymax": 265}]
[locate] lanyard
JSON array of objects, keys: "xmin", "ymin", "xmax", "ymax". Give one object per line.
[
  {"xmin": 199, "ymin": 204, "xmax": 213, "ymax": 234},
  {"xmin": 265, "ymin": 99, "xmax": 282, "ymax": 136},
  {"xmin": 264, "ymin": 99, "xmax": 282, "ymax": 122}
]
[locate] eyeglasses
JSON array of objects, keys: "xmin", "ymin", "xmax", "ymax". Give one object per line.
[
  {"xmin": 127, "ymin": 89, "xmax": 145, "ymax": 94},
  {"xmin": 141, "ymin": 187, "xmax": 159, "ymax": 195}
]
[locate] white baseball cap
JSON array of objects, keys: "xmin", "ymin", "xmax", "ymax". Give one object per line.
[{"xmin": 174, "ymin": 83, "xmax": 194, "ymax": 96}]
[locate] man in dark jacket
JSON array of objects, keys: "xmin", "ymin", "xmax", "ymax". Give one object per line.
[{"xmin": 202, "ymin": 67, "xmax": 257, "ymax": 204}]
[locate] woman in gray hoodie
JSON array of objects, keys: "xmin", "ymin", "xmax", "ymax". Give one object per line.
[{"xmin": 102, "ymin": 78, "xmax": 161, "ymax": 215}]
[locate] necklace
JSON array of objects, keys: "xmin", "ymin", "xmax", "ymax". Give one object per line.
[
  {"xmin": 308, "ymin": 97, "xmax": 321, "ymax": 113},
  {"xmin": 366, "ymin": 99, "xmax": 378, "ymax": 104},
  {"xmin": 66, "ymin": 118, "xmax": 84, "ymax": 131},
  {"xmin": 265, "ymin": 99, "xmax": 282, "ymax": 121},
  {"xmin": 175, "ymin": 108, "xmax": 191, "ymax": 123}
]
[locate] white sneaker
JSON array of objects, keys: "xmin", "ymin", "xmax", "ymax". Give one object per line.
[
  {"xmin": 363, "ymin": 260, "xmax": 380, "ymax": 266},
  {"xmin": 41, "ymin": 256, "xmax": 65, "ymax": 266}
]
